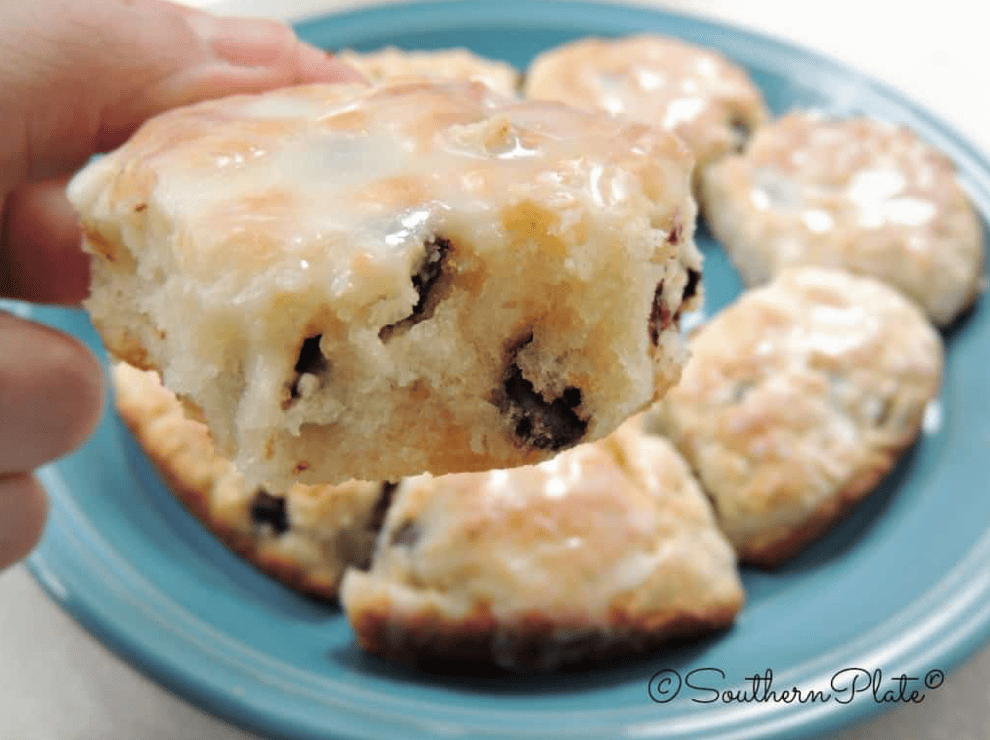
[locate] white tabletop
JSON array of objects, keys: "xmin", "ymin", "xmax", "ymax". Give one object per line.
[{"xmin": 4, "ymin": 1, "xmax": 989, "ymax": 739}]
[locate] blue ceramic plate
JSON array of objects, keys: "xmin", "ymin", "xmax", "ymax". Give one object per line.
[{"xmin": 21, "ymin": 2, "xmax": 990, "ymax": 739}]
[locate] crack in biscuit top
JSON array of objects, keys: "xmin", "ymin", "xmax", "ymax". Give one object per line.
[{"xmin": 79, "ymin": 80, "xmax": 688, "ymax": 304}]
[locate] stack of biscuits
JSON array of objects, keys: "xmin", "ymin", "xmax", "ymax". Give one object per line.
[{"xmin": 74, "ymin": 38, "xmax": 980, "ymax": 672}]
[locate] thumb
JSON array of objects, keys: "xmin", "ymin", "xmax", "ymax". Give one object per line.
[
  {"xmin": 0, "ymin": 0, "xmax": 362, "ymax": 187},
  {"xmin": 0, "ymin": 0, "xmax": 361, "ymax": 304}
]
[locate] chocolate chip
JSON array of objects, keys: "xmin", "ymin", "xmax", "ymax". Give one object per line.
[
  {"xmin": 411, "ymin": 237, "xmax": 450, "ymax": 310},
  {"xmin": 250, "ymin": 490, "xmax": 289, "ymax": 535},
  {"xmin": 649, "ymin": 281, "xmax": 674, "ymax": 345},
  {"xmin": 730, "ymin": 116, "xmax": 752, "ymax": 151},
  {"xmin": 380, "ymin": 236, "xmax": 451, "ymax": 341},
  {"xmin": 368, "ymin": 482, "xmax": 399, "ymax": 533},
  {"xmin": 390, "ymin": 519, "xmax": 421, "ymax": 547},
  {"xmin": 649, "ymin": 268, "xmax": 702, "ymax": 343},
  {"xmin": 293, "ymin": 335, "xmax": 325, "ymax": 374},
  {"xmin": 500, "ymin": 364, "xmax": 587, "ymax": 452},
  {"xmin": 682, "ymin": 269, "xmax": 701, "ymax": 303},
  {"xmin": 288, "ymin": 335, "xmax": 328, "ymax": 401}
]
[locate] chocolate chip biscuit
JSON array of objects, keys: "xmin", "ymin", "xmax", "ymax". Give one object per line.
[
  {"xmin": 701, "ymin": 112, "xmax": 985, "ymax": 326},
  {"xmin": 71, "ymin": 79, "xmax": 701, "ymax": 488},
  {"xmin": 525, "ymin": 34, "xmax": 769, "ymax": 198},
  {"xmin": 112, "ymin": 362, "xmax": 389, "ymax": 600},
  {"xmin": 340, "ymin": 418, "xmax": 743, "ymax": 672},
  {"xmin": 646, "ymin": 267, "xmax": 944, "ymax": 566}
]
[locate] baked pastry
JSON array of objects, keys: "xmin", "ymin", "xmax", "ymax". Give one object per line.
[
  {"xmin": 338, "ymin": 46, "xmax": 520, "ymax": 95},
  {"xmin": 112, "ymin": 361, "xmax": 391, "ymax": 600},
  {"xmin": 340, "ymin": 418, "xmax": 744, "ymax": 672},
  {"xmin": 646, "ymin": 267, "xmax": 943, "ymax": 567},
  {"xmin": 69, "ymin": 79, "xmax": 701, "ymax": 488},
  {"xmin": 524, "ymin": 34, "xmax": 769, "ymax": 197},
  {"xmin": 700, "ymin": 111, "xmax": 985, "ymax": 326}
]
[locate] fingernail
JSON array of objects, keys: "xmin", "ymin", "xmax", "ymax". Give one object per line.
[
  {"xmin": 193, "ymin": 15, "xmax": 298, "ymax": 68},
  {"xmin": 296, "ymin": 43, "xmax": 367, "ymax": 84}
]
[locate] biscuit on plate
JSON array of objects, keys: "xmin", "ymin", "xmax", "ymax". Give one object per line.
[
  {"xmin": 70, "ymin": 79, "xmax": 701, "ymax": 488},
  {"xmin": 645, "ymin": 267, "xmax": 943, "ymax": 567},
  {"xmin": 701, "ymin": 111, "xmax": 985, "ymax": 326},
  {"xmin": 338, "ymin": 46, "xmax": 520, "ymax": 95},
  {"xmin": 524, "ymin": 34, "xmax": 769, "ymax": 198},
  {"xmin": 340, "ymin": 418, "xmax": 744, "ymax": 672},
  {"xmin": 112, "ymin": 362, "xmax": 390, "ymax": 600}
]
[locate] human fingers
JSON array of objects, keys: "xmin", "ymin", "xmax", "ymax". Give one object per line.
[
  {"xmin": 0, "ymin": 310, "xmax": 105, "ymax": 473},
  {"xmin": 0, "ymin": 0, "xmax": 362, "ymax": 186},
  {"xmin": 0, "ymin": 178, "xmax": 90, "ymax": 304},
  {"xmin": 0, "ymin": 473, "xmax": 47, "ymax": 570},
  {"xmin": 0, "ymin": 0, "xmax": 361, "ymax": 305}
]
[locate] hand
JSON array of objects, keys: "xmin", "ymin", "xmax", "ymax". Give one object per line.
[{"xmin": 0, "ymin": 0, "xmax": 361, "ymax": 570}]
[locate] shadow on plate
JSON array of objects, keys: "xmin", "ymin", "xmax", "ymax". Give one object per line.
[
  {"xmin": 743, "ymin": 437, "xmax": 920, "ymax": 597},
  {"xmin": 326, "ymin": 624, "xmax": 737, "ymax": 694},
  {"xmin": 115, "ymin": 427, "xmax": 343, "ymax": 625}
]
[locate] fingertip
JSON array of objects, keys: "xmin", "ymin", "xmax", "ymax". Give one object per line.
[
  {"xmin": 295, "ymin": 43, "xmax": 367, "ymax": 84},
  {"xmin": 1, "ymin": 180, "xmax": 92, "ymax": 305},
  {"xmin": 196, "ymin": 15, "xmax": 299, "ymax": 69},
  {"xmin": 55, "ymin": 332, "xmax": 107, "ymax": 456},
  {"xmin": 194, "ymin": 12, "xmax": 365, "ymax": 84},
  {"xmin": 0, "ymin": 473, "xmax": 48, "ymax": 570},
  {"xmin": 0, "ymin": 313, "xmax": 106, "ymax": 471}
]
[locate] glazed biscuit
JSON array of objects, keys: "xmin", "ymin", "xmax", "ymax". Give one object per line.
[
  {"xmin": 646, "ymin": 267, "xmax": 943, "ymax": 567},
  {"xmin": 112, "ymin": 362, "xmax": 390, "ymax": 600},
  {"xmin": 338, "ymin": 46, "xmax": 520, "ymax": 95},
  {"xmin": 524, "ymin": 34, "xmax": 769, "ymax": 197},
  {"xmin": 70, "ymin": 79, "xmax": 701, "ymax": 488},
  {"xmin": 340, "ymin": 418, "xmax": 744, "ymax": 672},
  {"xmin": 701, "ymin": 112, "xmax": 985, "ymax": 326}
]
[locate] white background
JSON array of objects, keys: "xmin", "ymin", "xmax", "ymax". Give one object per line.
[{"xmin": 2, "ymin": 1, "xmax": 988, "ymax": 739}]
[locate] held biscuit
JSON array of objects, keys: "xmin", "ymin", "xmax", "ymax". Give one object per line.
[
  {"xmin": 337, "ymin": 46, "xmax": 521, "ymax": 95},
  {"xmin": 70, "ymin": 80, "xmax": 701, "ymax": 488},
  {"xmin": 524, "ymin": 34, "xmax": 769, "ymax": 198},
  {"xmin": 646, "ymin": 267, "xmax": 944, "ymax": 567},
  {"xmin": 340, "ymin": 418, "xmax": 744, "ymax": 672},
  {"xmin": 701, "ymin": 112, "xmax": 985, "ymax": 327},
  {"xmin": 112, "ymin": 362, "xmax": 390, "ymax": 600}
]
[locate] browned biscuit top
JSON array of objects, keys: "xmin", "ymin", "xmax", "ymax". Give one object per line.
[
  {"xmin": 647, "ymin": 267, "xmax": 944, "ymax": 565},
  {"xmin": 340, "ymin": 417, "xmax": 743, "ymax": 670},
  {"xmin": 525, "ymin": 34, "xmax": 769, "ymax": 185},
  {"xmin": 338, "ymin": 46, "xmax": 520, "ymax": 95},
  {"xmin": 701, "ymin": 112, "xmax": 985, "ymax": 326},
  {"xmin": 112, "ymin": 361, "xmax": 387, "ymax": 599}
]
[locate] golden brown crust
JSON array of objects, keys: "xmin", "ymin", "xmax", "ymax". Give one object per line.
[
  {"xmin": 700, "ymin": 112, "xmax": 985, "ymax": 327},
  {"xmin": 340, "ymin": 419, "xmax": 744, "ymax": 671},
  {"xmin": 112, "ymin": 362, "xmax": 386, "ymax": 600},
  {"xmin": 346, "ymin": 592, "xmax": 741, "ymax": 672},
  {"xmin": 646, "ymin": 267, "xmax": 943, "ymax": 567},
  {"xmin": 525, "ymin": 34, "xmax": 769, "ymax": 197},
  {"xmin": 116, "ymin": 359, "xmax": 744, "ymax": 668},
  {"xmin": 738, "ymin": 452, "xmax": 901, "ymax": 568}
]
